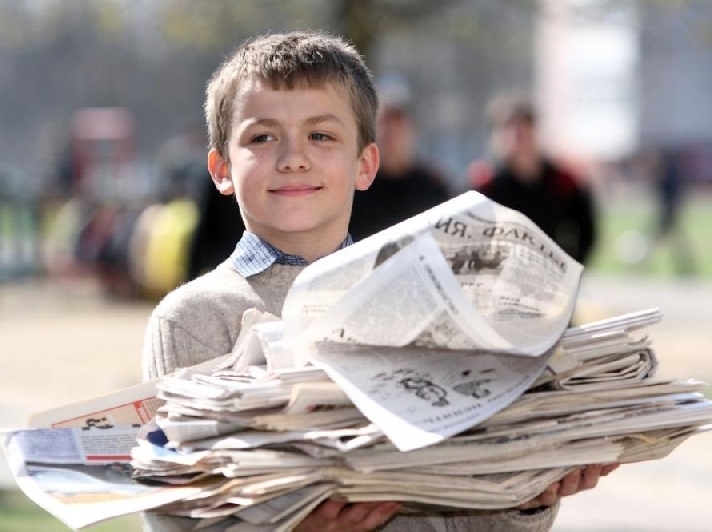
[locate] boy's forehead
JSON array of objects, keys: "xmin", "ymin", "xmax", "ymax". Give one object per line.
[
  {"xmin": 233, "ymin": 77, "xmax": 353, "ymax": 114},
  {"xmin": 238, "ymin": 74, "xmax": 348, "ymax": 96}
]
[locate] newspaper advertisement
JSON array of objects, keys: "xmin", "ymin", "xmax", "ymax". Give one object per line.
[
  {"xmin": 3, "ymin": 426, "xmax": 140, "ymax": 465},
  {"xmin": 28, "ymin": 381, "xmax": 161, "ymax": 430},
  {"xmin": 28, "ymin": 355, "xmax": 230, "ymax": 430},
  {"xmin": 283, "ymin": 191, "xmax": 582, "ymax": 358},
  {"xmin": 308, "ymin": 342, "xmax": 553, "ymax": 451}
]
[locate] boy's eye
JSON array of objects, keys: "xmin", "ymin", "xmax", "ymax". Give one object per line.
[
  {"xmin": 309, "ymin": 132, "xmax": 334, "ymax": 141},
  {"xmin": 251, "ymin": 133, "xmax": 275, "ymax": 143}
]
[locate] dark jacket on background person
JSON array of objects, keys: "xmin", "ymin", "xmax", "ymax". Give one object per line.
[
  {"xmin": 474, "ymin": 158, "xmax": 596, "ymax": 265},
  {"xmin": 349, "ymin": 163, "xmax": 450, "ymax": 241},
  {"xmin": 186, "ymin": 175, "xmax": 245, "ymax": 280}
]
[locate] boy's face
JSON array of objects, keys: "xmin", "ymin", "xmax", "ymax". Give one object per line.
[{"xmin": 209, "ymin": 79, "xmax": 378, "ymax": 253}]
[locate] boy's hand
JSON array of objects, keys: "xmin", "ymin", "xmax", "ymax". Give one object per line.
[
  {"xmin": 294, "ymin": 500, "xmax": 402, "ymax": 532},
  {"xmin": 519, "ymin": 463, "xmax": 621, "ymax": 510},
  {"xmin": 294, "ymin": 463, "xmax": 620, "ymax": 528}
]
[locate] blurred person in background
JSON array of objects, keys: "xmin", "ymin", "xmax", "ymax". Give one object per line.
[
  {"xmin": 185, "ymin": 163, "xmax": 245, "ymax": 280},
  {"xmin": 633, "ymin": 147, "xmax": 695, "ymax": 275},
  {"xmin": 467, "ymin": 93, "xmax": 597, "ymax": 266},
  {"xmin": 349, "ymin": 77, "xmax": 451, "ymax": 241},
  {"xmin": 154, "ymin": 122, "xmax": 245, "ymax": 284}
]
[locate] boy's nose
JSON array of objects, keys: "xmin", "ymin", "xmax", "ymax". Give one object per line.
[{"xmin": 277, "ymin": 139, "xmax": 310, "ymax": 172}]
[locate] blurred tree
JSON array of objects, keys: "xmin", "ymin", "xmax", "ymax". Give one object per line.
[{"xmin": 334, "ymin": 0, "xmax": 468, "ymax": 60}]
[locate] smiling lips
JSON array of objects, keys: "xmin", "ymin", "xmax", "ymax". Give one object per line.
[{"xmin": 270, "ymin": 184, "xmax": 322, "ymax": 196}]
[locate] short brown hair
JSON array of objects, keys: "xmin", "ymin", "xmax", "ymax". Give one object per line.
[{"xmin": 205, "ymin": 31, "xmax": 378, "ymax": 160}]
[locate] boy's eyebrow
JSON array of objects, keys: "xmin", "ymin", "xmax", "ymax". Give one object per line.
[
  {"xmin": 305, "ymin": 113, "xmax": 346, "ymax": 127},
  {"xmin": 249, "ymin": 114, "xmax": 346, "ymax": 128}
]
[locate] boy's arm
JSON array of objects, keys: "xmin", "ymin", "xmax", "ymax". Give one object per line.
[
  {"xmin": 140, "ymin": 305, "xmax": 238, "ymax": 532},
  {"xmin": 142, "ymin": 312, "xmax": 228, "ymax": 381},
  {"xmin": 438, "ymin": 504, "xmax": 559, "ymax": 532}
]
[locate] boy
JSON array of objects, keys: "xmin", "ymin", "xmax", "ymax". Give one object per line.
[{"xmin": 143, "ymin": 31, "xmax": 609, "ymax": 532}]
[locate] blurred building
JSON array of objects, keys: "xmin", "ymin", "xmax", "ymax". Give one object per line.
[
  {"xmin": 638, "ymin": 1, "xmax": 712, "ymax": 184},
  {"xmin": 535, "ymin": 0, "xmax": 638, "ymax": 163},
  {"xmin": 535, "ymin": 0, "xmax": 712, "ymax": 184},
  {"xmin": 1, "ymin": 0, "xmax": 711, "ymax": 189}
]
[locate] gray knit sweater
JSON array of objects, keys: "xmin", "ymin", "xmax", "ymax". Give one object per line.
[{"xmin": 141, "ymin": 260, "xmax": 558, "ymax": 531}]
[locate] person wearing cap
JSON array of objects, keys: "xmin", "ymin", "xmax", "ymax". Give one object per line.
[
  {"xmin": 349, "ymin": 79, "xmax": 451, "ymax": 241},
  {"xmin": 467, "ymin": 93, "xmax": 597, "ymax": 265}
]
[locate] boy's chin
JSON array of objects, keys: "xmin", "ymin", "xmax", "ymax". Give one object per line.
[
  {"xmin": 272, "ymin": 223, "xmax": 342, "ymax": 236},
  {"xmin": 264, "ymin": 215, "xmax": 350, "ymax": 235},
  {"xmin": 246, "ymin": 208, "xmax": 351, "ymax": 240}
]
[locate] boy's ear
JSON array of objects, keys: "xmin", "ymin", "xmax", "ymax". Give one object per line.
[
  {"xmin": 207, "ymin": 149, "xmax": 234, "ymax": 196},
  {"xmin": 354, "ymin": 143, "xmax": 380, "ymax": 191}
]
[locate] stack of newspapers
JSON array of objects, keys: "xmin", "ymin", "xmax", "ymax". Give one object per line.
[
  {"xmin": 3, "ymin": 192, "xmax": 712, "ymax": 531},
  {"xmin": 126, "ymin": 308, "xmax": 710, "ymax": 530}
]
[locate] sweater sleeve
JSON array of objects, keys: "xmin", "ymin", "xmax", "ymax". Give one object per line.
[
  {"xmin": 465, "ymin": 505, "xmax": 559, "ymax": 532},
  {"xmin": 141, "ymin": 267, "xmax": 252, "ymax": 381},
  {"xmin": 140, "ymin": 300, "xmax": 237, "ymax": 532},
  {"xmin": 142, "ymin": 310, "xmax": 232, "ymax": 381},
  {"xmin": 381, "ymin": 503, "xmax": 559, "ymax": 532}
]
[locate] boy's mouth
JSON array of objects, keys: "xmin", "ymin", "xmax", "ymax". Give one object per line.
[{"xmin": 270, "ymin": 184, "xmax": 323, "ymax": 196}]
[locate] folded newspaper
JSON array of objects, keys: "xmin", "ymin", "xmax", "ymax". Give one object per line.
[
  {"xmin": 283, "ymin": 191, "xmax": 582, "ymax": 357},
  {"xmin": 3, "ymin": 192, "xmax": 711, "ymax": 531}
]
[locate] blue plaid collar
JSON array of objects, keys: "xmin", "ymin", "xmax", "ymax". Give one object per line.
[{"xmin": 232, "ymin": 231, "xmax": 353, "ymax": 277}]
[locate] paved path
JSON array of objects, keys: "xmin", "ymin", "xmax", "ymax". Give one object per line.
[
  {"xmin": 0, "ymin": 275, "xmax": 710, "ymax": 530},
  {"xmin": 0, "ymin": 278, "xmax": 152, "ymax": 489}
]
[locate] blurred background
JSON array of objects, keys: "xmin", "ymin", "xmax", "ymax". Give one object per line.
[{"xmin": 0, "ymin": 0, "xmax": 710, "ymax": 530}]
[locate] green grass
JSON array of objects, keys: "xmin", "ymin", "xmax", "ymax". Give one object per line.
[
  {"xmin": 0, "ymin": 490, "xmax": 141, "ymax": 532},
  {"xmin": 587, "ymin": 192, "xmax": 712, "ymax": 280}
]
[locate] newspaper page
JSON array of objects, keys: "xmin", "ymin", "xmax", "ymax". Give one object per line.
[
  {"xmin": 28, "ymin": 381, "xmax": 160, "ymax": 430},
  {"xmin": 1, "ymin": 428, "xmax": 214, "ymax": 530},
  {"xmin": 308, "ymin": 342, "xmax": 553, "ymax": 451},
  {"xmin": 302, "ymin": 234, "xmax": 512, "ymax": 352},
  {"xmin": 215, "ymin": 310, "xmax": 283, "ymax": 373},
  {"xmin": 2, "ymin": 426, "xmax": 140, "ymax": 465},
  {"xmin": 28, "ymin": 355, "xmax": 230, "ymax": 429},
  {"xmin": 283, "ymin": 191, "xmax": 582, "ymax": 358}
]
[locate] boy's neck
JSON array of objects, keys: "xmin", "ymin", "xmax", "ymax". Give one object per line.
[{"xmin": 256, "ymin": 229, "xmax": 349, "ymax": 264}]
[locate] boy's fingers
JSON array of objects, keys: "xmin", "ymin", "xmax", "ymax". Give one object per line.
[
  {"xmin": 520, "ymin": 462, "xmax": 615, "ymax": 513},
  {"xmin": 520, "ymin": 482, "xmax": 559, "ymax": 509},
  {"xmin": 580, "ymin": 464, "xmax": 603, "ymax": 491},
  {"xmin": 339, "ymin": 502, "xmax": 382, "ymax": 525},
  {"xmin": 536, "ymin": 488, "xmax": 560, "ymax": 508},
  {"xmin": 558, "ymin": 469, "xmax": 583, "ymax": 497},
  {"xmin": 601, "ymin": 463, "xmax": 621, "ymax": 476},
  {"xmin": 295, "ymin": 500, "xmax": 365, "ymax": 531},
  {"xmin": 357, "ymin": 502, "xmax": 402, "ymax": 530},
  {"xmin": 315, "ymin": 499, "xmax": 349, "ymax": 521}
]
